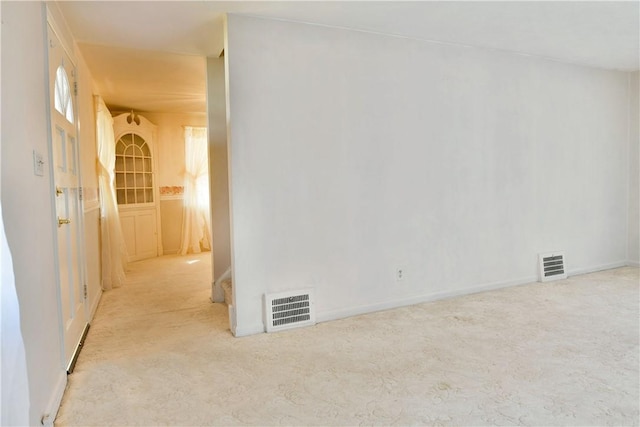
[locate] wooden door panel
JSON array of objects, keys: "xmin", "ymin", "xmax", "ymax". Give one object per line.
[
  {"xmin": 119, "ymin": 209, "xmax": 157, "ymax": 262},
  {"xmin": 120, "ymin": 214, "xmax": 137, "ymax": 260},
  {"xmin": 135, "ymin": 211, "xmax": 157, "ymax": 259},
  {"xmin": 48, "ymin": 23, "xmax": 88, "ymax": 371}
]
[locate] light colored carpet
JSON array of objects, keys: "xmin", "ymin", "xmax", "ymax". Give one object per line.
[{"xmin": 55, "ymin": 256, "xmax": 639, "ymax": 426}]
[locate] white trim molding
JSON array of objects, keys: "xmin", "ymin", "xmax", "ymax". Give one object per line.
[
  {"xmin": 40, "ymin": 371, "xmax": 67, "ymax": 427},
  {"xmin": 160, "ymin": 195, "xmax": 184, "ymax": 201},
  {"xmin": 567, "ymin": 261, "xmax": 629, "ymax": 277},
  {"xmin": 316, "ymin": 274, "xmax": 538, "ymax": 325}
]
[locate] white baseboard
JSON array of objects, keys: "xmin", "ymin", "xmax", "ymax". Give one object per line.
[
  {"xmin": 316, "ymin": 262, "xmax": 634, "ymax": 325},
  {"xmin": 232, "ymin": 322, "xmax": 264, "ymax": 337},
  {"xmin": 227, "ymin": 304, "xmax": 236, "ymax": 335},
  {"xmin": 627, "ymin": 260, "xmax": 640, "ymax": 267},
  {"xmin": 316, "ymin": 274, "xmax": 538, "ymax": 324},
  {"xmin": 41, "ymin": 370, "xmax": 67, "ymax": 427},
  {"xmin": 88, "ymin": 287, "xmax": 102, "ymax": 321},
  {"xmin": 211, "ymin": 280, "xmax": 225, "ymax": 303},
  {"xmin": 567, "ymin": 260, "xmax": 628, "ymax": 277},
  {"xmin": 234, "ymin": 262, "xmax": 634, "ymax": 337},
  {"xmin": 227, "ymin": 303, "xmax": 264, "ymax": 337}
]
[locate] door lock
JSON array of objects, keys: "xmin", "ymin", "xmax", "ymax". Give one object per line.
[
  {"xmin": 58, "ymin": 217, "xmax": 71, "ymax": 227},
  {"xmin": 56, "ymin": 186, "xmax": 64, "ymax": 196}
]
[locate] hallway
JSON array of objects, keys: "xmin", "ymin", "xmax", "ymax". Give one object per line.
[{"xmin": 55, "ymin": 253, "xmax": 230, "ymax": 424}]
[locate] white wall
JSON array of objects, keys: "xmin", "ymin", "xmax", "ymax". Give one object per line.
[
  {"xmin": 629, "ymin": 72, "xmax": 639, "ymax": 266},
  {"xmin": 210, "ymin": 145, "xmax": 230, "ymax": 280},
  {"xmin": 142, "ymin": 112, "xmax": 207, "ymax": 189},
  {"xmin": 1, "ymin": 2, "xmax": 66, "ymax": 423},
  {"xmin": 225, "ymin": 15, "xmax": 632, "ymax": 335},
  {"xmin": 0, "ymin": 2, "xmax": 32, "ymax": 424},
  {"xmin": 1, "ymin": 2, "xmax": 105, "ymax": 422},
  {"xmin": 207, "ymin": 57, "xmax": 231, "ymax": 283}
]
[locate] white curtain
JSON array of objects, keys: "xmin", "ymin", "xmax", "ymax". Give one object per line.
[
  {"xmin": 95, "ymin": 96, "xmax": 127, "ymax": 289},
  {"xmin": 180, "ymin": 126, "xmax": 211, "ymax": 255}
]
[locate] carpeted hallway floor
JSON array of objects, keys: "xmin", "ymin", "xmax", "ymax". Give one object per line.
[{"xmin": 55, "ymin": 256, "xmax": 639, "ymax": 426}]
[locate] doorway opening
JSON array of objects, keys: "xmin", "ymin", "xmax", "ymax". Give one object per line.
[
  {"xmin": 105, "ymin": 106, "xmax": 217, "ymax": 307},
  {"xmin": 79, "ymin": 44, "xmax": 229, "ymax": 334}
]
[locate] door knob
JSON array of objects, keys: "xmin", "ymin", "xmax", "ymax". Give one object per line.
[
  {"xmin": 58, "ymin": 217, "xmax": 71, "ymax": 227},
  {"xmin": 56, "ymin": 186, "xmax": 64, "ymax": 196}
]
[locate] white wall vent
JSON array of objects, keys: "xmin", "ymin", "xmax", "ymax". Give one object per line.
[
  {"xmin": 538, "ymin": 252, "xmax": 567, "ymax": 282},
  {"xmin": 264, "ymin": 289, "xmax": 315, "ymax": 333}
]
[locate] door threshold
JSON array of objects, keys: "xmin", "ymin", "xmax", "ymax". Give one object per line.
[{"xmin": 67, "ymin": 323, "xmax": 90, "ymax": 374}]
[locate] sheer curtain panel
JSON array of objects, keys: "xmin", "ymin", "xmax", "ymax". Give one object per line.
[
  {"xmin": 180, "ymin": 126, "xmax": 211, "ymax": 254},
  {"xmin": 96, "ymin": 96, "xmax": 128, "ymax": 289}
]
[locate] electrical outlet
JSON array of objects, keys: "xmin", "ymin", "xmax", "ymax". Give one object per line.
[{"xmin": 396, "ymin": 268, "xmax": 405, "ymax": 281}]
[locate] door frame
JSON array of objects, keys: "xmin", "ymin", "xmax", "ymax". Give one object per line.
[{"xmin": 45, "ymin": 9, "xmax": 89, "ymax": 372}]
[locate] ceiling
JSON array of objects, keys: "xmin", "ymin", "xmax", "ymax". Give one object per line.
[
  {"xmin": 78, "ymin": 44, "xmax": 208, "ymax": 114},
  {"xmin": 57, "ymin": 1, "xmax": 640, "ymax": 114}
]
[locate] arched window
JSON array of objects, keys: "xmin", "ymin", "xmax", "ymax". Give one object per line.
[
  {"xmin": 114, "ymin": 133, "xmax": 154, "ymax": 204},
  {"xmin": 54, "ymin": 66, "xmax": 74, "ymax": 124}
]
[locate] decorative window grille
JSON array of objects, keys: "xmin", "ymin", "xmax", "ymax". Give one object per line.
[{"xmin": 114, "ymin": 133, "xmax": 154, "ymax": 205}]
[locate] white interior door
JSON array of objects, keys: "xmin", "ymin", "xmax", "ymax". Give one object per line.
[{"xmin": 48, "ymin": 25, "xmax": 88, "ymax": 371}]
